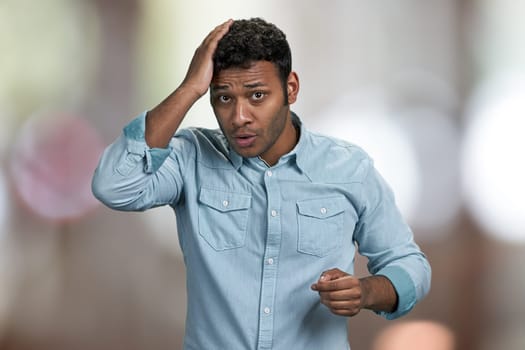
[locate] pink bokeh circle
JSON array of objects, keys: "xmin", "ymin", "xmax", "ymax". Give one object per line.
[{"xmin": 10, "ymin": 112, "xmax": 105, "ymax": 222}]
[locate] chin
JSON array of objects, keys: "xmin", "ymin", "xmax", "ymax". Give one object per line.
[{"xmin": 233, "ymin": 147, "xmax": 259, "ymax": 159}]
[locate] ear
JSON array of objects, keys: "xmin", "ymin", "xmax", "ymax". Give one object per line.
[{"xmin": 286, "ymin": 71, "xmax": 300, "ymax": 104}]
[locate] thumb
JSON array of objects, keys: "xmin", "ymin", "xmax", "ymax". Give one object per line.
[
  {"xmin": 311, "ymin": 268, "xmax": 347, "ymax": 291},
  {"xmin": 319, "ymin": 268, "xmax": 347, "ymax": 282}
]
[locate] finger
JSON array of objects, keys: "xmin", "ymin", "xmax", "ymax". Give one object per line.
[
  {"xmin": 319, "ymin": 298, "xmax": 362, "ymax": 316},
  {"xmin": 318, "ymin": 268, "xmax": 347, "ymax": 282},
  {"xmin": 319, "ymin": 295, "xmax": 359, "ymax": 308},
  {"xmin": 322, "ymin": 299, "xmax": 360, "ymax": 311},
  {"xmin": 320, "ymin": 298, "xmax": 361, "ymax": 317},
  {"xmin": 311, "ymin": 269, "xmax": 354, "ymax": 291},
  {"xmin": 319, "ymin": 288, "xmax": 361, "ymax": 302},
  {"xmin": 206, "ymin": 20, "xmax": 232, "ymax": 40},
  {"xmin": 315, "ymin": 275, "xmax": 359, "ymax": 292},
  {"xmin": 311, "ymin": 269, "xmax": 346, "ymax": 290},
  {"xmin": 182, "ymin": 20, "xmax": 233, "ymax": 92},
  {"xmin": 328, "ymin": 307, "xmax": 361, "ymax": 317},
  {"xmin": 202, "ymin": 19, "xmax": 233, "ymax": 47}
]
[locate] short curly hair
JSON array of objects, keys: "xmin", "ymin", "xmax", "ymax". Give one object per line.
[{"xmin": 213, "ymin": 18, "xmax": 292, "ymax": 103}]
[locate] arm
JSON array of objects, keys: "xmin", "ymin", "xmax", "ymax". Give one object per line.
[
  {"xmin": 92, "ymin": 20, "xmax": 233, "ymax": 210},
  {"xmin": 311, "ymin": 157, "xmax": 431, "ymax": 319},
  {"xmin": 145, "ymin": 19, "xmax": 233, "ymax": 148},
  {"xmin": 353, "ymin": 160, "xmax": 431, "ymax": 319}
]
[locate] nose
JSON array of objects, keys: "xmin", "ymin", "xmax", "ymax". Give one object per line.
[{"xmin": 231, "ymin": 101, "xmax": 251, "ymax": 127}]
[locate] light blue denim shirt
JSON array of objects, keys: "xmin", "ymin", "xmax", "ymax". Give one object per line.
[{"xmin": 92, "ymin": 111, "xmax": 431, "ymax": 350}]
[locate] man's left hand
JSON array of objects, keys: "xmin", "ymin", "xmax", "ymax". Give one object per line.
[{"xmin": 310, "ymin": 268, "xmax": 363, "ymax": 317}]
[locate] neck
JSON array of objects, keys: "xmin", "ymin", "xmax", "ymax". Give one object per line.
[{"xmin": 259, "ymin": 113, "xmax": 299, "ymax": 166}]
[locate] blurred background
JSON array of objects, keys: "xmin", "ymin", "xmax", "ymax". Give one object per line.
[{"xmin": 1, "ymin": 0, "xmax": 524, "ymax": 349}]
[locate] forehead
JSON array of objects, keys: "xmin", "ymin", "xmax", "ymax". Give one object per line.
[{"xmin": 211, "ymin": 61, "xmax": 281, "ymax": 88}]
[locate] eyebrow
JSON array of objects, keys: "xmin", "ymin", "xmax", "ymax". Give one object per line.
[
  {"xmin": 211, "ymin": 82, "xmax": 267, "ymax": 91},
  {"xmin": 211, "ymin": 84, "xmax": 229, "ymax": 91},
  {"xmin": 244, "ymin": 82, "xmax": 267, "ymax": 89}
]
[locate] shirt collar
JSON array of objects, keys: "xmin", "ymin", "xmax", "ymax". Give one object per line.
[{"xmin": 288, "ymin": 112, "xmax": 311, "ymax": 177}]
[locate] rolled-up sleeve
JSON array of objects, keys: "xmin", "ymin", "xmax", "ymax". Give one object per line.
[
  {"xmin": 354, "ymin": 159, "xmax": 431, "ymax": 320},
  {"xmin": 92, "ymin": 112, "xmax": 184, "ymax": 211}
]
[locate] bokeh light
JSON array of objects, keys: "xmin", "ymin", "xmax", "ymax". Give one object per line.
[
  {"xmin": 372, "ymin": 320, "xmax": 455, "ymax": 350},
  {"xmin": 312, "ymin": 90, "xmax": 421, "ymax": 222},
  {"xmin": 10, "ymin": 112, "xmax": 105, "ymax": 222},
  {"xmin": 462, "ymin": 75, "xmax": 525, "ymax": 243},
  {"xmin": 398, "ymin": 107, "xmax": 461, "ymax": 237},
  {"xmin": 389, "ymin": 69, "xmax": 462, "ymax": 237}
]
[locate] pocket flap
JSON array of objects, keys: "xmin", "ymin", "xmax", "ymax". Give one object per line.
[
  {"xmin": 199, "ymin": 188, "xmax": 251, "ymax": 212},
  {"xmin": 297, "ymin": 196, "xmax": 346, "ymax": 219}
]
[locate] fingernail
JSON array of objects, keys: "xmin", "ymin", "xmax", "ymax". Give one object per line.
[{"xmin": 320, "ymin": 275, "xmax": 327, "ymax": 281}]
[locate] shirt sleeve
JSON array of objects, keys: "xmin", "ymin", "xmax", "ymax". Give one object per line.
[
  {"xmin": 91, "ymin": 111, "xmax": 189, "ymax": 211},
  {"xmin": 353, "ymin": 158, "xmax": 431, "ymax": 320}
]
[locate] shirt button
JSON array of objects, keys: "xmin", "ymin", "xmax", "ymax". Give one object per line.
[
  {"xmin": 320, "ymin": 207, "xmax": 327, "ymax": 214},
  {"xmin": 267, "ymin": 170, "xmax": 273, "ymax": 177},
  {"xmin": 267, "ymin": 258, "xmax": 274, "ymax": 265},
  {"xmin": 264, "ymin": 307, "xmax": 271, "ymax": 314},
  {"xmin": 222, "ymin": 200, "xmax": 229, "ymax": 207},
  {"xmin": 271, "ymin": 210, "xmax": 278, "ymax": 217}
]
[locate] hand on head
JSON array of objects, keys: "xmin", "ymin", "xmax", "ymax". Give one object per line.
[{"xmin": 181, "ymin": 19, "xmax": 234, "ymax": 98}]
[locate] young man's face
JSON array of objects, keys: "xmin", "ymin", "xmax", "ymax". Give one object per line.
[{"xmin": 210, "ymin": 61, "xmax": 299, "ymax": 166}]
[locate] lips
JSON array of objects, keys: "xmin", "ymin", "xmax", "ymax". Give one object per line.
[{"xmin": 233, "ymin": 133, "xmax": 257, "ymax": 148}]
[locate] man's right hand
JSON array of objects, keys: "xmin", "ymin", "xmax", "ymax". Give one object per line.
[
  {"xmin": 145, "ymin": 19, "xmax": 233, "ymax": 149},
  {"xmin": 181, "ymin": 19, "xmax": 234, "ymax": 98}
]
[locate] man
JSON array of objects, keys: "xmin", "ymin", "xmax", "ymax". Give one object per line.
[{"xmin": 92, "ymin": 18, "xmax": 431, "ymax": 350}]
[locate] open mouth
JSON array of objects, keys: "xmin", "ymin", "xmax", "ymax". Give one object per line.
[{"xmin": 234, "ymin": 135, "xmax": 256, "ymax": 148}]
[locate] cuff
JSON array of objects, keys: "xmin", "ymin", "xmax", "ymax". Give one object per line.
[
  {"xmin": 375, "ymin": 265, "xmax": 416, "ymax": 320},
  {"xmin": 123, "ymin": 111, "xmax": 172, "ymax": 173}
]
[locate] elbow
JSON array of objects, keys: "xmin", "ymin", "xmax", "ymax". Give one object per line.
[
  {"xmin": 91, "ymin": 170, "xmax": 135, "ymax": 211},
  {"xmin": 91, "ymin": 170, "xmax": 117, "ymax": 209}
]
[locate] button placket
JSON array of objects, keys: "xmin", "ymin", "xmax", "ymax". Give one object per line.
[{"xmin": 257, "ymin": 167, "xmax": 280, "ymax": 349}]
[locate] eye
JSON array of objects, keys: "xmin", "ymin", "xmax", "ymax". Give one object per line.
[
  {"xmin": 217, "ymin": 95, "xmax": 231, "ymax": 103},
  {"xmin": 252, "ymin": 91, "xmax": 265, "ymax": 101}
]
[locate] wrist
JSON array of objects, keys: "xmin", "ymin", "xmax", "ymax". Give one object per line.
[
  {"xmin": 179, "ymin": 80, "xmax": 208, "ymax": 100},
  {"xmin": 359, "ymin": 275, "xmax": 398, "ymax": 313}
]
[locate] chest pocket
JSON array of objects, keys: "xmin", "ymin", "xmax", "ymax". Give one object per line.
[
  {"xmin": 198, "ymin": 188, "xmax": 252, "ymax": 251},
  {"xmin": 296, "ymin": 196, "xmax": 346, "ymax": 257}
]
